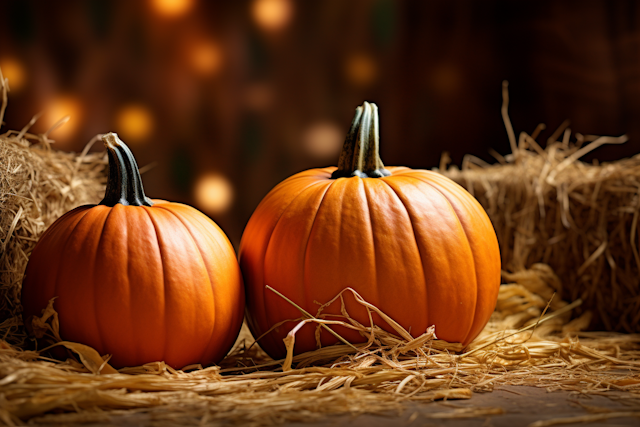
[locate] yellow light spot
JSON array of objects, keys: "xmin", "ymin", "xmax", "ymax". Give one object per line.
[
  {"xmin": 194, "ymin": 173, "xmax": 234, "ymax": 215},
  {"xmin": 43, "ymin": 95, "xmax": 82, "ymax": 143},
  {"xmin": 303, "ymin": 122, "xmax": 343, "ymax": 159},
  {"xmin": 190, "ymin": 41, "xmax": 222, "ymax": 76},
  {"xmin": 0, "ymin": 58, "xmax": 27, "ymax": 92},
  {"xmin": 345, "ymin": 54, "xmax": 377, "ymax": 87},
  {"xmin": 252, "ymin": 0, "xmax": 292, "ymax": 31},
  {"xmin": 115, "ymin": 104, "xmax": 155, "ymax": 145},
  {"xmin": 150, "ymin": 0, "xmax": 193, "ymax": 17}
]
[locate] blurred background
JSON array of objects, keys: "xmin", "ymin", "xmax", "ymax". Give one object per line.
[{"xmin": 1, "ymin": 0, "xmax": 639, "ymax": 246}]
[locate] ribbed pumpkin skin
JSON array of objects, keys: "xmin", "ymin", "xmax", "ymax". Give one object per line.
[
  {"xmin": 239, "ymin": 166, "xmax": 500, "ymax": 359},
  {"xmin": 22, "ymin": 200, "xmax": 245, "ymax": 369}
]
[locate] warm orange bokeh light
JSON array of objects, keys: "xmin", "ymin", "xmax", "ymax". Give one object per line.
[
  {"xmin": 194, "ymin": 173, "xmax": 234, "ymax": 215},
  {"xmin": 0, "ymin": 57, "xmax": 27, "ymax": 93},
  {"xmin": 115, "ymin": 104, "xmax": 155, "ymax": 144},
  {"xmin": 252, "ymin": 0, "xmax": 293, "ymax": 31},
  {"xmin": 150, "ymin": 0, "xmax": 193, "ymax": 17},
  {"xmin": 190, "ymin": 41, "xmax": 222, "ymax": 76},
  {"xmin": 43, "ymin": 95, "xmax": 82, "ymax": 144},
  {"xmin": 345, "ymin": 54, "xmax": 377, "ymax": 86},
  {"xmin": 303, "ymin": 122, "xmax": 344, "ymax": 159}
]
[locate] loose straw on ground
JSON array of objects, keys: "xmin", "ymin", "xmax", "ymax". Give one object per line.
[{"xmin": 2, "ymin": 263, "xmax": 640, "ymax": 426}]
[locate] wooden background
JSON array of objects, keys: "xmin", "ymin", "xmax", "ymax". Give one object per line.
[{"xmin": 1, "ymin": 0, "xmax": 639, "ymax": 246}]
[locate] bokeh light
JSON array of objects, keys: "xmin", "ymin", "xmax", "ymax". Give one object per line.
[
  {"xmin": 252, "ymin": 0, "xmax": 293, "ymax": 31},
  {"xmin": 115, "ymin": 104, "xmax": 155, "ymax": 145},
  {"xmin": 303, "ymin": 122, "xmax": 344, "ymax": 159},
  {"xmin": 189, "ymin": 41, "xmax": 223, "ymax": 76},
  {"xmin": 0, "ymin": 57, "xmax": 27, "ymax": 93},
  {"xmin": 345, "ymin": 54, "xmax": 377, "ymax": 86},
  {"xmin": 1, "ymin": 0, "xmax": 637, "ymax": 250},
  {"xmin": 42, "ymin": 95, "xmax": 82, "ymax": 145},
  {"xmin": 150, "ymin": 0, "xmax": 193, "ymax": 17},
  {"xmin": 194, "ymin": 173, "xmax": 234, "ymax": 215}
]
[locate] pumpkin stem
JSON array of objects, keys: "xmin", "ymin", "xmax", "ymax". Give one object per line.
[
  {"xmin": 99, "ymin": 132, "xmax": 153, "ymax": 207},
  {"xmin": 331, "ymin": 101, "xmax": 391, "ymax": 179}
]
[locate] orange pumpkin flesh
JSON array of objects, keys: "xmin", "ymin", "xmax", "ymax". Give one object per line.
[
  {"xmin": 22, "ymin": 133, "xmax": 244, "ymax": 369},
  {"xmin": 239, "ymin": 102, "xmax": 501, "ymax": 359}
]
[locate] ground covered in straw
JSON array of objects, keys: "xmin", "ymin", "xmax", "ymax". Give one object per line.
[{"xmin": 2, "ymin": 263, "xmax": 640, "ymax": 426}]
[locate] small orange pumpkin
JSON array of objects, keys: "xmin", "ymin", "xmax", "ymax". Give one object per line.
[
  {"xmin": 239, "ymin": 102, "xmax": 501, "ymax": 359},
  {"xmin": 22, "ymin": 133, "xmax": 244, "ymax": 368}
]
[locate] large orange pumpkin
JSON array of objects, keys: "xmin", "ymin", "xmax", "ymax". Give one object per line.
[
  {"xmin": 239, "ymin": 102, "xmax": 501, "ymax": 359},
  {"xmin": 21, "ymin": 133, "xmax": 244, "ymax": 368}
]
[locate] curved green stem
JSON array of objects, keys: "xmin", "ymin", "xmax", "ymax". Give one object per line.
[
  {"xmin": 99, "ymin": 132, "xmax": 153, "ymax": 207},
  {"xmin": 331, "ymin": 101, "xmax": 390, "ymax": 179}
]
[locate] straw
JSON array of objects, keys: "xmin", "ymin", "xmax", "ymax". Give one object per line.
[{"xmin": 442, "ymin": 83, "xmax": 640, "ymax": 333}]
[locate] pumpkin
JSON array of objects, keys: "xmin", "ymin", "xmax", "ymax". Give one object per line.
[
  {"xmin": 239, "ymin": 102, "xmax": 501, "ymax": 359},
  {"xmin": 21, "ymin": 133, "xmax": 244, "ymax": 369}
]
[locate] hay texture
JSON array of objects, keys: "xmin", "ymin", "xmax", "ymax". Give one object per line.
[
  {"xmin": 441, "ymin": 82, "xmax": 640, "ymax": 333},
  {"xmin": 0, "ymin": 69, "xmax": 108, "ymax": 347},
  {"xmin": 1, "ymin": 264, "xmax": 640, "ymax": 426}
]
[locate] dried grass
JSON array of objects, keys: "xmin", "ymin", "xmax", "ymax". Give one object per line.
[
  {"xmin": 529, "ymin": 411, "xmax": 640, "ymax": 427},
  {"xmin": 2, "ymin": 264, "xmax": 640, "ymax": 426},
  {"xmin": 441, "ymin": 81, "xmax": 640, "ymax": 333},
  {"xmin": 0, "ymin": 68, "xmax": 108, "ymax": 348},
  {"xmin": 1, "ymin": 73, "xmax": 639, "ymax": 425}
]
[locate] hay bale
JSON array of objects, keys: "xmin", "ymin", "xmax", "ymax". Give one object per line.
[
  {"xmin": 441, "ymin": 82, "xmax": 640, "ymax": 333},
  {"xmin": 0, "ymin": 71, "xmax": 107, "ymax": 346}
]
